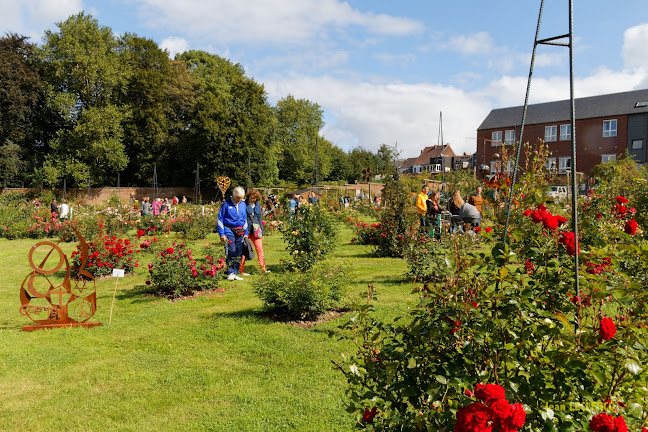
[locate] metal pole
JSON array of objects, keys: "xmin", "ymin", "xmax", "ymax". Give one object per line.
[{"xmin": 568, "ymin": 0, "xmax": 580, "ymax": 299}]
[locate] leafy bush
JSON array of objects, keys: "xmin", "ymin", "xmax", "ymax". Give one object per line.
[
  {"xmin": 146, "ymin": 243, "xmax": 225, "ymax": 298},
  {"xmin": 71, "ymin": 234, "xmax": 139, "ymax": 278},
  {"xmin": 253, "ymin": 260, "xmax": 349, "ymax": 320},
  {"xmin": 281, "ymin": 204, "xmax": 338, "ymax": 270}
]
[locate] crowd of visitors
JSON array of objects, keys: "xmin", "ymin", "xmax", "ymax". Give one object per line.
[{"xmin": 416, "ymin": 185, "xmax": 485, "ymax": 238}]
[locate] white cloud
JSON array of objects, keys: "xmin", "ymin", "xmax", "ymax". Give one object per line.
[
  {"xmin": 373, "ymin": 52, "xmax": 417, "ymax": 66},
  {"xmin": 160, "ymin": 36, "xmax": 189, "ymax": 58},
  {"xmin": 0, "ymin": 0, "xmax": 82, "ymax": 41},
  {"xmin": 623, "ymin": 23, "xmax": 648, "ymax": 70},
  {"xmin": 263, "ymin": 75, "xmax": 492, "ymax": 157},
  {"xmin": 445, "ymin": 31, "xmax": 495, "ymax": 56},
  {"xmin": 135, "ymin": 0, "xmax": 424, "ymax": 44}
]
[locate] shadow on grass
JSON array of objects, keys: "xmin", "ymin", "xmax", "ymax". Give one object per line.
[
  {"xmin": 116, "ymin": 284, "xmax": 163, "ymax": 304},
  {"xmin": 204, "ymin": 308, "xmax": 275, "ymax": 325}
]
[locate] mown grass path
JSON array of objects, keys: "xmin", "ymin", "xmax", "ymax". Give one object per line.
[{"xmin": 0, "ymin": 223, "xmax": 418, "ymax": 431}]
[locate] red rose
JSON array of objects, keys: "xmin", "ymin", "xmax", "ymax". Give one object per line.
[
  {"xmin": 362, "ymin": 406, "xmax": 377, "ymax": 423},
  {"xmin": 166, "ymin": 247, "xmax": 174, "ymax": 255},
  {"xmin": 542, "ymin": 214, "xmax": 559, "ymax": 231},
  {"xmin": 485, "ymin": 227, "xmax": 493, "ymax": 233},
  {"xmin": 538, "ymin": 204, "xmax": 547, "ymax": 211},
  {"xmin": 529, "ymin": 210, "xmax": 546, "ymax": 223},
  {"xmin": 464, "ymin": 389, "xmax": 474, "ymax": 397},
  {"xmin": 614, "ymin": 416, "xmax": 628, "ymax": 432},
  {"xmin": 596, "ymin": 213, "xmax": 603, "ymax": 219},
  {"xmin": 455, "ymin": 402, "xmax": 491, "ymax": 432},
  {"xmin": 624, "ymin": 219, "xmax": 638, "ymax": 235},
  {"xmin": 522, "ymin": 209, "xmax": 531, "ymax": 216},
  {"xmin": 489, "ymin": 398, "xmax": 512, "ymax": 421},
  {"xmin": 555, "ymin": 215, "xmax": 567, "ymax": 225},
  {"xmin": 613, "ymin": 204, "xmax": 627, "ymax": 215},
  {"xmin": 559, "ymin": 232, "xmax": 579, "ymax": 256},
  {"xmin": 474, "ymin": 383, "xmax": 505, "ymax": 402},
  {"xmin": 589, "ymin": 412, "xmax": 615, "ymax": 432},
  {"xmin": 508, "ymin": 403, "xmax": 526, "ymax": 428},
  {"xmin": 615, "ymin": 196, "xmax": 629, "ymax": 204},
  {"xmin": 600, "ymin": 317, "xmax": 616, "ymax": 340},
  {"xmin": 475, "ymin": 227, "xmax": 482, "ymax": 232}
]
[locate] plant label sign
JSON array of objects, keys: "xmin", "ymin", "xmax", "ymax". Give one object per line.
[{"xmin": 112, "ymin": 269, "xmax": 125, "ymax": 278}]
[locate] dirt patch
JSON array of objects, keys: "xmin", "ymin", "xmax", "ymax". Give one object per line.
[{"xmin": 261, "ymin": 308, "xmax": 349, "ymax": 329}]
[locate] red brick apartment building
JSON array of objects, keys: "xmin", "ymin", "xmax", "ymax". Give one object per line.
[{"xmin": 476, "ymin": 89, "xmax": 648, "ymax": 178}]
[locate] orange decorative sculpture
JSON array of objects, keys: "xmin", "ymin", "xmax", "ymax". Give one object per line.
[{"xmin": 19, "ymin": 226, "xmax": 100, "ymax": 331}]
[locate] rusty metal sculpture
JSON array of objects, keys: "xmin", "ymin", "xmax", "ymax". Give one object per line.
[{"xmin": 19, "ymin": 226, "xmax": 101, "ymax": 331}]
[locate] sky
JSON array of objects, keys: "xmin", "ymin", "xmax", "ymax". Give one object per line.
[{"xmin": 2, "ymin": 0, "xmax": 648, "ymax": 159}]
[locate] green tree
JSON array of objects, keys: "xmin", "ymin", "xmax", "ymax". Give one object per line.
[
  {"xmin": 348, "ymin": 147, "xmax": 376, "ymax": 183},
  {"xmin": 0, "ymin": 140, "xmax": 26, "ymax": 188},
  {"xmin": 39, "ymin": 12, "xmax": 129, "ymax": 186},
  {"xmin": 275, "ymin": 95, "xmax": 324, "ymax": 185}
]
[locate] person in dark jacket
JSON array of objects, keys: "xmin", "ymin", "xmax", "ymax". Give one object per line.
[
  {"xmin": 239, "ymin": 189, "xmax": 270, "ymax": 275},
  {"xmin": 217, "ymin": 186, "xmax": 248, "ymax": 281},
  {"xmin": 426, "ymin": 191, "xmax": 443, "ymax": 239},
  {"xmin": 50, "ymin": 199, "xmax": 59, "ymax": 217}
]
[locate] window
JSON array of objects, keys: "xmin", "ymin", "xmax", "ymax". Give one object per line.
[
  {"xmin": 635, "ymin": 101, "xmax": 648, "ymax": 108},
  {"xmin": 505, "ymin": 130, "xmax": 516, "ymax": 145},
  {"xmin": 602, "ymin": 154, "xmax": 616, "ymax": 163},
  {"xmin": 490, "ymin": 161, "xmax": 501, "ymax": 173},
  {"xmin": 545, "ymin": 125, "xmax": 557, "ymax": 142},
  {"xmin": 632, "ymin": 140, "xmax": 643, "ymax": 150},
  {"xmin": 558, "ymin": 157, "xmax": 571, "ymax": 174},
  {"xmin": 603, "ymin": 119, "xmax": 617, "ymax": 137},
  {"xmin": 432, "ymin": 164, "xmax": 441, "ymax": 173},
  {"xmin": 504, "ymin": 160, "xmax": 515, "ymax": 173},
  {"xmin": 491, "ymin": 131, "xmax": 502, "ymax": 146},
  {"xmin": 559, "ymin": 124, "xmax": 571, "ymax": 141},
  {"xmin": 547, "ymin": 157, "xmax": 557, "ymax": 172}
]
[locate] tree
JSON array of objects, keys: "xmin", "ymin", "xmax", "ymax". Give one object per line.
[
  {"xmin": 348, "ymin": 147, "xmax": 376, "ymax": 183},
  {"xmin": 39, "ymin": 12, "xmax": 129, "ymax": 186},
  {"xmin": 0, "ymin": 140, "xmax": 26, "ymax": 188},
  {"xmin": 275, "ymin": 95, "xmax": 324, "ymax": 185}
]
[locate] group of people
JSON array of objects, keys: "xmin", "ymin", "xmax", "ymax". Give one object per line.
[
  {"xmin": 218, "ymin": 187, "xmax": 270, "ymax": 281},
  {"xmin": 415, "ymin": 185, "xmax": 485, "ymax": 238},
  {"xmin": 140, "ymin": 195, "xmax": 188, "ymax": 216},
  {"xmin": 289, "ymin": 192, "xmax": 319, "ymax": 214}
]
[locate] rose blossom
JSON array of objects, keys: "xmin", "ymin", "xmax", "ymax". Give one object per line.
[
  {"xmin": 624, "ymin": 219, "xmax": 638, "ymax": 235},
  {"xmin": 600, "ymin": 317, "xmax": 616, "ymax": 340},
  {"xmin": 474, "ymin": 383, "xmax": 505, "ymax": 402},
  {"xmin": 589, "ymin": 412, "xmax": 615, "ymax": 432},
  {"xmin": 615, "ymin": 196, "xmax": 629, "ymax": 204}
]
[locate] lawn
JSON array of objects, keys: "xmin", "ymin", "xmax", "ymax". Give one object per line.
[{"xmin": 0, "ymin": 223, "xmax": 419, "ymax": 431}]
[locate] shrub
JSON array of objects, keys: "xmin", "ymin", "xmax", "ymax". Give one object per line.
[
  {"xmin": 253, "ymin": 260, "xmax": 349, "ymax": 320},
  {"xmin": 281, "ymin": 204, "xmax": 338, "ymax": 270},
  {"xmin": 146, "ymin": 243, "xmax": 225, "ymax": 298},
  {"xmin": 71, "ymin": 234, "xmax": 139, "ymax": 278}
]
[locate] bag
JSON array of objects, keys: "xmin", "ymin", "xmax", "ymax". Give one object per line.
[
  {"xmin": 231, "ymin": 226, "xmax": 245, "ymax": 236},
  {"xmin": 242, "ymin": 237, "xmax": 255, "ymax": 260},
  {"xmin": 253, "ymin": 223, "xmax": 263, "ymax": 238}
]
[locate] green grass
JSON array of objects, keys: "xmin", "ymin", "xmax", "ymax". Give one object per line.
[{"xmin": 0, "ymin": 224, "xmax": 419, "ymax": 431}]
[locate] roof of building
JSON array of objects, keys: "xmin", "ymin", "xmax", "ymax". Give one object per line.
[
  {"xmin": 478, "ymin": 88, "xmax": 648, "ymax": 130},
  {"xmin": 400, "ymin": 145, "xmax": 455, "ymax": 169}
]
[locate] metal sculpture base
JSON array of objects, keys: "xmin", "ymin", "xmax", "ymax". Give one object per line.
[{"xmin": 22, "ymin": 322, "xmax": 101, "ymax": 332}]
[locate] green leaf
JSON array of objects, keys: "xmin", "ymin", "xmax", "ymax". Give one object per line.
[
  {"xmin": 407, "ymin": 357, "xmax": 416, "ymax": 369},
  {"xmin": 499, "ymin": 267, "xmax": 509, "ymax": 279},
  {"xmin": 626, "ymin": 359, "xmax": 642, "ymax": 375},
  {"xmin": 435, "ymin": 375, "xmax": 447, "ymax": 385},
  {"xmin": 592, "ymin": 369, "xmax": 607, "ymax": 386}
]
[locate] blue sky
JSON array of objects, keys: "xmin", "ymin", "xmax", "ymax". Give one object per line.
[{"xmin": 2, "ymin": 0, "xmax": 648, "ymax": 158}]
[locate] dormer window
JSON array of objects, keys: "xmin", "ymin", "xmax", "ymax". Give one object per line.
[{"xmin": 635, "ymin": 101, "xmax": 648, "ymax": 108}]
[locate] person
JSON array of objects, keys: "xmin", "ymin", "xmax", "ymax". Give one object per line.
[
  {"xmin": 289, "ymin": 194, "xmax": 299, "ymax": 215},
  {"xmin": 181, "ymin": 195, "xmax": 187, "ymax": 204},
  {"xmin": 128, "ymin": 193, "xmax": 137, "ymax": 206},
  {"xmin": 461, "ymin": 200, "xmax": 481, "ymax": 228},
  {"xmin": 141, "ymin": 197, "xmax": 151, "ymax": 216},
  {"xmin": 59, "ymin": 201, "xmax": 70, "ymax": 219},
  {"xmin": 468, "ymin": 186, "xmax": 485, "ymax": 215},
  {"xmin": 218, "ymin": 186, "xmax": 248, "ymax": 281},
  {"xmin": 447, "ymin": 190, "xmax": 464, "ymax": 233},
  {"xmin": 374, "ymin": 194, "xmax": 381, "ymax": 207},
  {"xmin": 161, "ymin": 198, "xmax": 169, "ymax": 214},
  {"xmin": 172, "ymin": 195, "xmax": 179, "ymax": 205},
  {"xmin": 152, "ymin": 198, "xmax": 161, "ymax": 216},
  {"xmin": 264, "ymin": 195, "xmax": 276, "ymax": 216},
  {"xmin": 426, "ymin": 191, "xmax": 443, "ymax": 240},
  {"xmin": 415, "ymin": 185, "xmax": 429, "ymax": 229},
  {"xmin": 239, "ymin": 189, "xmax": 270, "ymax": 275},
  {"xmin": 308, "ymin": 191, "xmax": 319, "ymax": 206},
  {"xmin": 50, "ymin": 199, "xmax": 59, "ymax": 217}
]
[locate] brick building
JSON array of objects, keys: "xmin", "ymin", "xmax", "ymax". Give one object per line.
[
  {"xmin": 399, "ymin": 144, "xmax": 455, "ymax": 174},
  {"xmin": 476, "ymin": 89, "xmax": 648, "ymax": 178}
]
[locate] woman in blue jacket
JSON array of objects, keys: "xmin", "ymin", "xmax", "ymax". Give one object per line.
[{"xmin": 217, "ymin": 186, "xmax": 248, "ymax": 281}]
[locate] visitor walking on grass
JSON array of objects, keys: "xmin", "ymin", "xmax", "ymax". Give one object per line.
[
  {"xmin": 218, "ymin": 186, "xmax": 248, "ymax": 281},
  {"xmin": 239, "ymin": 189, "xmax": 270, "ymax": 275}
]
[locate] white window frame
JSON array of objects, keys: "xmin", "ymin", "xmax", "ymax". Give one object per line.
[
  {"xmin": 603, "ymin": 119, "xmax": 617, "ymax": 137},
  {"xmin": 491, "ymin": 131, "xmax": 502, "ymax": 147},
  {"xmin": 505, "ymin": 130, "xmax": 516, "ymax": 145},
  {"xmin": 504, "ymin": 160, "xmax": 515, "ymax": 173},
  {"xmin": 558, "ymin": 157, "xmax": 571, "ymax": 174},
  {"xmin": 545, "ymin": 125, "xmax": 557, "ymax": 142},
  {"xmin": 490, "ymin": 160, "xmax": 501, "ymax": 173},
  {"xmin": 559, "ymin": 124, "xmax": 571, "ymax": 141},
  {"xmin": 547, "ymin": 157, "xmax": 557, "ymax": 172},
  {"xmin": 631, "ymin": 140, "xmax": 643, "ymax": 150},
  {"xmin": 601, "ymin": 154, "xmax": 616, "ymax": 163}
]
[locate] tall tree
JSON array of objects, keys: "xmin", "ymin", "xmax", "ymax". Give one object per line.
[
  {"xmin": 275, "ymin": 95, "xmax": 324, "ymax": 185},
  {"xmin": 39, "ymin": 12, "xmax": 129, "ymax": 186},
  {"xmin": 177, "ymin": 50, "xmax": 277, "ymax": 189},
  {"xmin": 0, "ymin": 140, "xmax": 26, "ymax": 188}
]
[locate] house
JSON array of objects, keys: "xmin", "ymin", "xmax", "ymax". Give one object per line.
[
  {"xmin": 399, "ymin": 144, "xmax": 455, "ymax": 174},
  {"xmin": 476, "ymin": 88, "xmax": 648, "ymax": 177}
]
